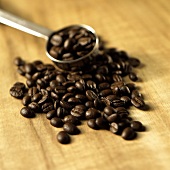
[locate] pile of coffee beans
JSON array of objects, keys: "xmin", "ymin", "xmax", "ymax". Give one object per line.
[
  {"xmin": 10, "ymin": 45, "xmax": 146, "ymax": 144},
  {"xmin": 48, "ymin": 26, "xmax": 96, "ymax": 61}
]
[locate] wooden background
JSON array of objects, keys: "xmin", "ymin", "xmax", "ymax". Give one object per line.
[{"xmin": 0, "ymin": 0, "xmax": 170, "ymax": 170}]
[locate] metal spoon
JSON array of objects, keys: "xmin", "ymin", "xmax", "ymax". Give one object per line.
[{"xmin": 0, "ymin": 9, "xmax": 99, "ymax": 70}]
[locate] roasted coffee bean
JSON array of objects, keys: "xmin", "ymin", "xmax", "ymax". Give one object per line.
[
  {"xmin": 106, "ymin": 95, "xmax": 117, "ymax": 102},
  {"xmin": 14, "ymin": 57, "xmax": 25, "ymax": 66},
  {"xmin": 28, "ymin": 102, "xmax": 40, "ymax": 112},
  {"xmin": 22, "ymin": 95, "xmax": 31, "ymax": 106},
  {"xmin": 63, "ymin": 122, "xmax": 80, "ymax": 135},
  {"xmin": 32, "ymin": 72, "xmax": 42, "ymax": 81},
  {"xmin": 20, "ymin": 107, "xmax": 35, "ymax": 118},
  {"xmin": 107, "ymin": 114, "xmax": 120, "ymax": 123},
  {"xmin": 62, "ymin": 93, "xmax": 74, "ymax": 101},
  {"xmin": 67, "ymin": 86, "xmax": 77, "ymax": 93},
  {"xmin": 24, "ymin": 63, "xmax": 36, "ymax": 74},
  {"xmin": 57, "ymin": 131, "xmax": 70, "ymax": 144},
  {"xmin": 67, "ymin": 73, "xmax": 81, "ymax": 81},
  {"xmin": 63, "ymin": 115, "xmax": 81, "ymax": 125},
  {"xmin": 54, "ymin": 86, "xmax": 66, "ymax": 95},
  {"xmin": 121, "ymin": 127, "xmax": 136, "ymax": 140},
  {"xmin": 28, "ymin": 87, "xmax": 38, "ymax": 96},
  {"xmin": 50, "ymin": 34, "xmax": 63, "ymax": 46},
  {"xmin": 57, "ymin": 107, "xmax": 68, "ymax": 118},
  {"xmin": 86, "ymin": 90, "xmax": 98, "ymax": 101},
  {"xmin": 38, "ymin": 95, "xmax": 49, "ymax": 105},
  {"xmin": 50, "ymin": 117, "xmax": 63, "ymax": 127},
  {"xmin": 62, "ymin": 80, "xmax": 75, "ymax": 87},
  {"xmin": 128, "ymin": 57, "xmax": 140, "ymax": 67},
  {"xmin": 87, "ymin": 119, "xmax": 98, "ymax": 130},
  {"xmin": 60, "ymin": 100, "xmax": 73, "ymax": 109},
  {"xmin": 10, "ymin": 86, "xmax": 24, "ymax": 99},
  {"xmin": 95, "ymin": 117, "xmax": 108, "ymax": 129},
  {"xmin": 56, "ymin": 74, "xmax": 66, "ymax": 83},
  {"xmin": 112, "ymin": 74, "xmax": 122, "ymax": 82},
  {"xmin": 68, "ymin": 97, "xmax": 81, "ymax": 105},
  {"xmin": 26, "ymin": 79, "xmax": 35, "ymax": 88},
  {"xmin": 75, "ymin": 81, "xmax": 85, "ymax": 91},
  {"xmin": 129, "ymin": 72, "xmax": 138, "ymax": 81},
  {"xmin": 46, "ymin": 110, "xmax": 56, "ymax": 120},
  {"xmin": 131, "ymin": 90, "xmax": 143, "ymax": 99},
  {"xmin": 71, "ymin": 105, "xmax": 86, "ymax": 118},
  {"xmin": 120, "ymin": 96, "xmax": 131, "ymax": 105},
  {"xmin": 51, "ymin": 92, "xmax": 59, "ymax": 100},
  {"xmin": 85, "ymin": 101, "xmax": 94, "ymax": 108},
  {"xmin": 111, "ymin": 99, "xmax": 125, "ymax": 107},
  {"xmin": 36, "ymin": 79, "xmax": 47, "ymax": 88},
  {"xmin": 13, "ymin": 82, "xmax": 26, "ymax": 90},
  {"xmin": 42, "ymin": 102, "xmax": 54, "ymax": 113},
  {"xmin": 50, "ymin": 80, "xmax": 60, "ymax": 89},
  {"xmin": 130, "ymin": 121, "xmax": 145, "ymax": 131},
  {"xmin": 120, "ymin": 85, "xmax": 130, "ymax": 96},
  {"xmin": 86, "ymin": 80, "xmax": 96, "ymax": 90},
  {"xmin": 95, "ymin": 73, "xmax": 106, "ymax": 82},
  {"xmin": 53, "ymin": 99, "xmax": 60, "ymax": 110},
  {"xmin": 114, "ymin": 107, "xmax": 129, "ymax": 114},
  {"xmin": 32, "ymin": 93, "xmax": 42, "ymax": 102},
  {"xmin": 98, "ymin": 82, "xmax": 110, "ymax": 90},
  {"xmin": 94, "ymin": 98, "xmax": 105, "ymax": 110},
  {"xmin": 25, "ymin": 73, "xmax": 32, "ymax": 79},
  {"xmin": 85, "ymin": 108, "xmax": 100, "ymax": 119},
  {"xmin": 131, "ymin": 97, "xmax": 145, "ymax": 108},
  {"xmin": 75, "ymin": 94, "xmax": 87, "ymax": 102},
  {"xmin": 110, "ymin": 122, "xmax": 119, "ymax": 134},
  {"xmin": 99, "ymin": 89, "xmax": 113, "ymax": 97},
  {"xmin": 103, "ymin": 106, "xmax": 115, "ymax": 116}
]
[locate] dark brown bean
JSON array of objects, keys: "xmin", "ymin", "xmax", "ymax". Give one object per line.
[
  {"xmin": 20, "ymin": 107, "xmax": 35, "ymax": 118},
  {"xmin": 46, "ymin": 110, "xmax": 56, "ymax": 120},
  {"xmin": 121, "ymin": 127, "xmax": 136, "ymax": 140},
  {"xmin": 50, "ymin": 117, "xmax": 63, "ymax": 127},
  {"xmin": 10, "ymin": 86, "xmax": 24, "ymax": 99},
  {"xmin": 63, "ymin": 122, "xmax": 80, "ymax": 135},
  {"xmin": 87, "ymin": 119, "xmax": 98, "ymax": 130},
  {"xmin": 57, "ymin": 131, "xmax": 70, "ymax": 144}
]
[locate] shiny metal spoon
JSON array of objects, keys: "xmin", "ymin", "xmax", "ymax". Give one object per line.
[{"xmin": 0, "ymin": 9, "xmax": 99, "ymax": 70}]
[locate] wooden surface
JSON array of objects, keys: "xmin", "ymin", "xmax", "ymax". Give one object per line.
[{"xmin": 0, "ymin": 0, "xmax": 170, "ymax": 170}]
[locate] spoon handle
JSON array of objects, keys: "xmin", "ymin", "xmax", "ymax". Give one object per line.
[{"xmin": 0, "ymin": 9, "xmax": 52, "ymax": 40}]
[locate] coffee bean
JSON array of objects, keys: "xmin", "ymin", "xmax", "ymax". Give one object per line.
[
  {"xmin": 121, "ymin": 127, "xmax": 136, "ymax": 140},
  {"xmin": 68, "ymin": 97, "xmax": 81, "ymax": 105},
  {"xmin": 130, "ymin": 121, "xmax": 145, "ymax": 131},
  {"xmin": 75, "ymin": 81, "xmax": 85, "ymax": 91},
  {"xmin": 104, "ymin": 106, "xmax": 114, "ymax": 116},
  {"xmin": 38, "ymin": 95, "xmax": 49, "ymax": 105},
  {"xmin": 63, "ymin": 115, "xmax": 81, "ymax": 125},
  {"xmin": 46, "ymin": 110, "xmax": 56, "ymax": 120},
  {"xmin": 87, "ymin": 119, "xmax": 98, "ymax": 130},
  {"xmin": 50, "ymin": 34, "xmax": 63, "ymax": 46},
  {"xmin": 110, "ymin": 122, "xmax": 119, "ymax": 134},
  {"xmin": 41, "ymin": 102, "xmax": 54, "ymax": 113},
  {"xmin": 63, "ymin": 122, "xmax": 80, "ymax": 135},
  {"xmin": 50, "ymin": 117, "xmax": 63, "ymax": 127},
  {"xmin": 128, "ymin": 57, "xmax": 140, "ymax": 67},
  {"xmin": 99, "ymin": 89, "xmax": 113, "ymax": 97},
  {"xmin": 25, "ymin": 63, "xmax": 36, "ymax": 74},
  {"xmin": 10, "ymin": 86, "xmax": 24, "ymax": 99},
  {"xmin": 86, "ymin": 90, "xmax": 98, "ymax": 101},
  {"xmin": 28, "ymin": 102, "xmax": 40, "ymax": 112},
  {"xmin": 85, "ymin": 101, "xmax": 94, "ymax": 108},
  {"xmin": 62, "ymin": 93, "xmax": 74, "ymax": 101},
  {"xmin": 32, "ymin": 93, "xmax": 42, "ymax": 102},
  {"xmin": 14, "ymin": 57, "xmax": 25, "ymax": 66},
  {"xmin": 20, "ymin": 107, "xmax": 35, "ymax": 118},
  {"xmin": 85, "ymin": 108, "xmax": 100, "ymax": 119},
  {"xmin": 28, "ymin": 87, "xmax": 38, "ymax": 96},
  {"xmin": 13, "ymin": 82, "xmax": 26, "ymax": 90},
  {"xmin": 107, "ymin": 114, "xmax": 120, "ymax": 123},
  {"xmin": 131, "ymin": 90, "xmax": 143, "ymax": 99},
  {"xmin": 60, "ymin": 100, "xmax": 73, "ymax": 110},
  {"xmin": 56, "ymin": 74, "xmax": 66, "ymax": 83},
  {"xmin": 57, "ymin": 131, "xmax": 70, "ymax": 144},
  {"xmin": 86, "ymin": 80, "xmax": 96, "ymax": 90},
  {"xmin": 95, "ymin": 117, "xmax": 108, "ymax": 129},
  {"xmin": 131, "ymin": 97, "xmax": 145, "ymax": 108},
  {"xmin": 57, "ymin": 107, "xmax": 68, "ymax": 118},
  {"xmin": 98, "ymin": 82, "xmax": 110, "ymax": 90},
  {"xmin": 94, "ymin": 98, "xmax": 105, "ymax": 110},
  {"xmin": 75, "ymin": 94, "xmax": 87, "ymax": 103},
  {"xmin": 22, "ymin": 95, "xmax": 31, "ymax": 106},
  {"xmin": 129, "ymin": 72, "xmax": 138, "ymax": 81},
  {"xmin": 71, "ymin": 105, "xmax": 86, "ymax": 118}
]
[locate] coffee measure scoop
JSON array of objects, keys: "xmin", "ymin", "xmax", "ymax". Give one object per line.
[{"xmin": 0, "ymin": 9, "xmax": 99, "ymax": 71}]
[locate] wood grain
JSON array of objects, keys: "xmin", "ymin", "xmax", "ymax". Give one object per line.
[{"xmin": 0, "ymin": 0, "xmax": 170, "ymax": 170}]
